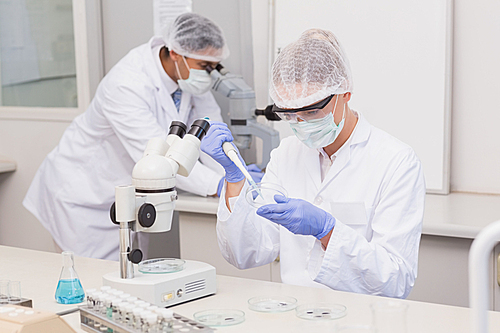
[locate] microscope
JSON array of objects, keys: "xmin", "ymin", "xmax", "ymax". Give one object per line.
[
  {"xmin": 103, "ymin": 119, "xmax": 216, "ymax": 307},
  {"xmin": 207, "ymin": 64, "xmax": 281, "ymax": 169}
]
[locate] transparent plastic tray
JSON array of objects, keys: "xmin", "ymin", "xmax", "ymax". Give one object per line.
[
  {"xmin": 295, "ymin": 303, "xmax": 347, "ymax": 320},
  {"xmin": 193, "ymin": 309, "xmax": 245, "ymax": 327},
  {"xmin": 248, "ymin": 295, "xmax": 297, "ymax": 312},
  {"xmin": 138, "ymin": 258, "xmax": 185, "ymax": 274},
  {"xmin": 245, "ymin": 182, "xmax": 288, "ymax": 208}
]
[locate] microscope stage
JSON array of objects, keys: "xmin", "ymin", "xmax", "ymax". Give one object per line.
[{"xmin": 102, "ymin": 260, "xmax": 216, "ymax": 307}]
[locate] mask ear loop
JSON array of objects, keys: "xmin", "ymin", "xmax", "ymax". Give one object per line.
[
  {"xmin": 182, "ymin": 56, "xmax": 191, "ymax": 71},
  {"xmin": 331, "ymin": 94, "xmax": 340, "ymax": 124},
  {"xmin": 174, "ymin": 56, "xmax": 191, "ymax": 81}
]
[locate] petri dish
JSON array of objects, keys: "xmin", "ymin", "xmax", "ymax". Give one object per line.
[
  {"xmin": 245, "ymin": 182, "xmax": 288, "ymax": 209},
  {"xmin": 193, "ymin": 309, "xmax": 245, "ymax": 327},
  {"xmin": 248, "ymin": 296, "xmax": 297, "ymax": 312},
  {"xmin": 138, "ymin": 258, "xmax": 185, "ymax": 274},
  {"xmin": 295, "ymin": 303, "xmax": 347, "ymax": 320}
]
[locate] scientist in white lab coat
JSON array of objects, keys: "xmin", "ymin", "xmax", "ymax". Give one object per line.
[
  {"xmin": 23, "ymin": 13, "xmax": 240, "ymax": 260},
  {"xmin": 201, "ymin": 29, "xmax": 426, "ymax": 298}
]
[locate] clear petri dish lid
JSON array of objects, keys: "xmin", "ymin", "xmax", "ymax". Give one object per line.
[
  {"xmin": 295, "ymin": 303, "xmax": 347, "ymax": 320},
  {"xmin": 138, "ymin": 258, "xmax": 185, "ymax": 274},
  {"xmin": 245, "ymin": 182, "xmax": 288, "ymax": 209},
  {"xmin": 193, "ymin": 309, "xmax": 245, "ymax": 327},
  {"xmin": 248, "ymin": 295, "xmax": 297, "ymax": 312}
]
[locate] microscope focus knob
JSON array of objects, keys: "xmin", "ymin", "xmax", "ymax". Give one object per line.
[
  {"xmin": 138, "ymin": 203, "xmax": 156, "ymax": 228},
  {"xmin": 128, "ymin": 249, "xmax": 143, "ymax": 264},
  {"xmin": 109, "ymin": 202, "xmax": 119, "ymax": 225}
]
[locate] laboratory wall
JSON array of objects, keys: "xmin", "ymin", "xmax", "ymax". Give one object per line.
[{"xmin": 0, "ymin": 0, "xmax": 498, "ymax": 280}]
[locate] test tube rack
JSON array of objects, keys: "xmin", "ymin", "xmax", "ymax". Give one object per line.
[{"xmin": 79, "ymin": 305, "xmax": 214, "ymax": 333}]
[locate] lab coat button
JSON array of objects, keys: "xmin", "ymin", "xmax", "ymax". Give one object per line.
[{"xmin": 314, "ymin": 196, "xmax": 323, "ymax": 205}]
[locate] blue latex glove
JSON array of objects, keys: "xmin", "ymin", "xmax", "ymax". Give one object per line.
[
  {"xmin": 247, "ymin": 164, "xmax": 264, "ymax": 183},
  {"xmin": 201, "ymin": 122, "xmax": 246, "ymax": 183},
  {"xmin": 256, "ymin": 195, "xmax": 336, "ymax": 240},
  {"xmin": 216, "ymin": 164, "xmax": 264, "ymax": 197}
]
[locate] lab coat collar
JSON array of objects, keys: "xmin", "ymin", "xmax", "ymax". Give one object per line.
[
  {"xmin": 144, "ymin": 37, "xmax": 166, "ymax": 91},
  {"xmin": 146, "ymin": 36, "xmax": 190, "ymax": 119},
  {"xmin": 315, "ymin": 111, "xmax": 371, "ymax": 190},
  {"xmin": 152, "ymin": 43, "xmax": 179, "ymax": 95}
]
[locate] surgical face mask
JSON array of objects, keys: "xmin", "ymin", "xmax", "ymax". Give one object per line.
[
  {"xmin": 289, "ymin": 96, "xmax": 346, "ymax": 149},
  {"xmin": 175, "ymin": 56, "xmax": 213, "ymax": 95}
]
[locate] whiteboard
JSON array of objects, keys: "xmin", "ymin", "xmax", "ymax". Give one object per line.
[{"xmin": 273, "ymin": 0, "xmax": 452, "ymax": 193}]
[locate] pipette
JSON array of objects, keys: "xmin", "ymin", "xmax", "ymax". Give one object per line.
[{"xmin": 222, "ymin": 142, "xmax": 263, "ymax": 199}]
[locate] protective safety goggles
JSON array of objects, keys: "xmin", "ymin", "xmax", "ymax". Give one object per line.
[{"xmin": 272, "ymin": 94, "xmax": 336, "ymax": 123}]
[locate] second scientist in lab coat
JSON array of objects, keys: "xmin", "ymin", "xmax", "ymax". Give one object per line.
[
  {"xmin": 201, "ymin": 29, "xmax": 426, "ymax": 298},
  {"xmin": 23, "ymin": 13, "xmax": 230, "ymax": 260}
]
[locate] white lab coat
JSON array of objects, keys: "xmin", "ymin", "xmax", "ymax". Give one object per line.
[
  {"xmin": 23, "ymin": 37, "xmax": 224, "ymax": 260},
  {"xmin": 217, "ymin": 112, "xmax": 425, "ymax": 298}
]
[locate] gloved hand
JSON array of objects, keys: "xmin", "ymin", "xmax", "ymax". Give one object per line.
[
  {"xmin": 256, "ymin": 195, "xmax": 336, "ymax": 240},
  {"xmin": 216, "ymin": 164, "xmax": 264, "ymax": 197},
  {"xmin": 247, "ymin": 164, "xmax": 264, "ymax": 183},
  {"xmin": 201, "ymin": 122, "xmax": 246, "ymax": 183}
]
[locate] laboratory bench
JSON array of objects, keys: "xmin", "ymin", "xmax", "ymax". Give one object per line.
[
  {"xmin": 1, "ymin": 244, "xmax": 500, "ymax": 332},
  {"xmin": 175, "ymin": 192, "xmax": 500, "ymax": 309},
  {"xmin": 0, "ymin": 156, "xmax": 16, "ymax": 173}
]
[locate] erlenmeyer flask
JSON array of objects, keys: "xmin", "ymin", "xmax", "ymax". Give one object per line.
[{"xmin": 55, "ymin": 251, "xmax": 85, "ymax": 304}]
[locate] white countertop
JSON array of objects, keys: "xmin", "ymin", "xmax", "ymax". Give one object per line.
[
  {"xmin": 176, "ymin": 191, "xmax": 500, "ymax": 240},
  {"xmin": 0, "ymin": 156, "xmax": 16, "ymax": 173},
  {"xmin": 2, "ymin": 245, "xmax": 500, "ymax": 332}
]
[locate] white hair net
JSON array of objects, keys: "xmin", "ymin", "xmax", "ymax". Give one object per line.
[
  {"xmin": 163, "ymin": 12, "xmax": 229, "ymax": 62},
  {"xmin": 270, "ymin": 28, "xmax": 353, "ymax": 109}
]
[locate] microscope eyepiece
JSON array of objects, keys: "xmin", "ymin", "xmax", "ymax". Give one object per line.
[
  {"xmin": 205, "ymin": 65, "xmax": 214, "ymax": 73},
  {"xmin": 168, "ymin": 121, "xmax": 187, "ymax": 138},
  {"xmin": 188, "ymin": 119, "xmax": 211, "ymax": 140}
]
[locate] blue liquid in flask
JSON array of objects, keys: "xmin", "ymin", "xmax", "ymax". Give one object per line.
[{"xmin": 55, "ymin": 278, "xmax": 85, "ymax": 304}]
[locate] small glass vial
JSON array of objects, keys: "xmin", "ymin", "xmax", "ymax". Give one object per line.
[
  {"xmin": 100, "ymin": 286, "xmax": 111, "ymax": 293},
  {"xmin": 92, "ymin": 293, "xmax": 104, "ymax": 330},
  {"xmin": 119, "ymin": 293, "xmax": 131, "ymax": 300},
  {"xmin": 139, "ymin": 311, "xmax": 153, "ymax": 332},
  {"xmin": 143, "ymin": 313, "xmax": 158, "ymax": 333},
  {"xmin": 134, "ymin": 300, "xmax": 147, "ymax": 308},
  {"xmin": 86, "ymin": 289, "xmax": 96, "ymax": 307},
  {"xmin": 112, "ymin": 290, "xmax": 124, "ymax": 297},
  {"xmin": 126, "ymin": 296, "xmax": 138, "ymax": 303},
  {"xmin": 122, "ymin": 303, "xmax": 135, "ymax": 326},
  {"xmin": 132, "ymin": 308, "xmax": 146, "ymax": 330},
  {"xmin": 117, "ymin": 302, "xmax": 129, "ymax": 324},
  {"xmin": 101, "ymin": 295, "xmax": 111, "ymax": 315},
  {"xmin": 85, "ymin": 289, "xmax": 96, "ymax": 327},
  {"xmin": 55, "ymin": 251, "xmax": 85, "ymax": 304},
  {"xmin": 147, "ymin": 305, "xmax": 159, "ymax": 313},
  {"xmin": 111, "ymin": 299, "xmax": 123, "ymax": 322},
  {"xmin": 156, "ymin": 309, "xmax": 174, "ymax": 333}
]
